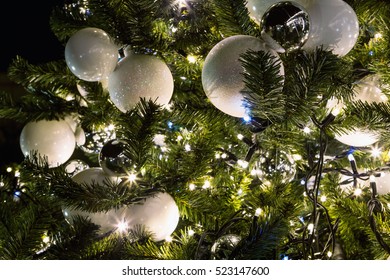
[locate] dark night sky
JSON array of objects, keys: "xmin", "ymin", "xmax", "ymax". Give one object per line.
[{"xmin": 1, "ymin": 1, "xmax": 64, "ymax": 72}]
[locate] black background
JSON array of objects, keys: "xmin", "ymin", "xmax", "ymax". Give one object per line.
[{"xmin": 0, "ymin": 1, "xmax": 64, "ymax": 168}]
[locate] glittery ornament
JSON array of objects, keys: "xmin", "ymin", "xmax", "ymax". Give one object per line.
[
  {"xmin": 108, "ymin": 52, "xmax": 174, "ymax": 113},
  {"xmin": 211, "ymin": 234, "xmax": 241, "ymax": 260},
  {"xmin": 79, "ymin": 126, "xmax": 116, "ymax": 154},
  {"xmin": 99, "ymin": 139, "xmax": 133, "ymax": 177}
]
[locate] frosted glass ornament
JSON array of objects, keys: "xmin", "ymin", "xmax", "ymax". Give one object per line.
[
  {"xmin": 301, "ymin": 0, "xmax": 359, "ymax": 57},
  {"xmin": 372, "ymin": 171, "xmax": 390, "ymax": 195},
  {"xmin": 202, "ymin": 35, "xmax": 284, "ymax": 118},
  {"xmin": 127, "ymin": 192, "xmax": 180, "ymax": 241},
  {"xmin": 108, "ymin": 52, "xmax": 174, "ymax": 113},
  {"xmin": 333, "ymin": 75, "xmax": 388, "ymax": 147},
  {"xmin": 19, "ymin": 119, "xmax": 76, "ymax": 167},
  {"xmin": 63, "ymin": 167, "xmax": 125, "ymax": 234},
  {"xmin": 65, "ymin": 27, "xmax": 118, "ymax": 82}
]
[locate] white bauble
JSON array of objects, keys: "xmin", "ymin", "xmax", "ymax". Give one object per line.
[
  {"xmin": 127, "ymin": 192, "xmax": 180, "ymax": 241},
  {"xmin": 301, "ymin": 0, "xmax": 359, "ymax": 57},
  {"xmin": 373, "ymin": 171, "xmax": 390, "ymax": 195},
  {"xmin": 63, "ymin": 167, "xmax": 125, "ymax": 233},
  {"xmin": 202, "ymin": 35, "xmax": 284, "ymax": 118},
  {"xmin": 108, "ymin": 52, "xmax": 174, "ymax": 113},
  {"xmin": 334, "ymin": 75, "xmax": 387, "ymax": 147},
  {"xmin": 65, "ymin": 27, "xmax": 118, "ymax": 82},
  {"xmin": 20, "ymin": 119, "xmax": 76, "ymax": 167}
]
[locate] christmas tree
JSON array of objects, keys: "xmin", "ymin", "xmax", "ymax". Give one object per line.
[{"xmin": 1, "ymin": 0, "xmax": 390, "ymax": 260}]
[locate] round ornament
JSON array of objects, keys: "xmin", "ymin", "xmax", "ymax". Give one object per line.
[
  {"xmin": 261, "ymin": 1, "xmax": 310, "ymax": 52},
  {"xmin": 108, "ymin": 52, "xmax": 174, "ymax": 113},
  {"xmin": 300, "ymin": 0, "xmax": 359, "ymax": 57},
  {"xmin": 333, "ymin": 75, "xmax": 388, "ymax": 147},
  {"xmin": 63, "ymin": 167, "xmax": 125, "ymax": 234},
  {"xmin": 127, "ymin": 192, "xmax": 180, "ymax": 242},
  {"xmin": 255, "ymin": 149, "xmax": 296, "ymax": 183},
  {"xmin": 20, "ymin": 119, "xmax": 76, "ymax": 167},
  {"xmin": 65, "ymin": 27, "xmax": 118, "ymax": 82},
  {"xmin": 202, "ymin": 35, "xmax": 284, "ymax": 118},
  {"xmin": 99, "ymin": 139, "xmax": 133, "ymax": 177},
  {"xmin": 211, "ymin": 234, "xmax": 241, "ymax": 260}
]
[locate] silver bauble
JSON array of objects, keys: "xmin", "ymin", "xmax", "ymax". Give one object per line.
[
  {"xmin": 211, "ymin": 234, "xmax": 241, "ymax": 260},
  {"xmin": 261, "ymin": 1, "xmax": 310, "ymax": 52},
  {"xmin": 99, "ymin": 139, "xmax": 133, "ymax": 177}
]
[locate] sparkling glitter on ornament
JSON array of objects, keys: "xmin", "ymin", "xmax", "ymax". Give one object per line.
[
  {"xmin": 99, "ymin": 139, "xmax": 133, "ymax": 177},
  {"xmin": 255, "ymin": 149, "xmax": 296, "ymax": 183},
  {"xmin": 261, "ymin": 1, "xmax": 310, "ymax": 52},
  {"xmin": 211, "ymin": 234, "xmax": 241, "ymax": 260}
]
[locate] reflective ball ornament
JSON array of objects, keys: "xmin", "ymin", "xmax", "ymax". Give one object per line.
[
  {"xmin": 108, "ymin": 52, "xmax": 174, "ymax": 113},
  {"xmin": 99, "ymin": 139, "xmax": 133, "ymax": 177},
  {"xmin": 255, "ymin": 149, "xmax": 296, "ymax": 183},
  {"xmin": 63, "ymin": 167, "xmax": 125, "ymax": 234},
  {"xmin": 211, "ymin": 234, "xmax": 241, "ymax": 260},
  {"xmin": 246, "ymin": 0, "xmax": 284, "ymax": 25},
  {"xmin": 65, "ymin": 159, "xmax": 89, "ymax": 176},
  {"xmin": 79, "ymin": 126, "xmax": 116, "ymax": 154},
  {"xmin": 202, "ymin": 35, "xmax": 284, "ymax": 118},
  {"xmin": 261, "ymin": 1, "xmax": 310, "ymax": 52},
  {"xmin": 127, "ymin": 192, "xmax": 180, "ymax": 242},
  {"xmin": 65, "ymin": 27, "xmax": 118, "ymax": 82},
  {"xmin": 19, "ymin": 119, "xmax": 76, "ymax": 168}
]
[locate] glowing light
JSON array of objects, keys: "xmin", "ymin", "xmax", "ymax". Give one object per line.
[
  {"xmin": 189, "ymin": 183, "xmax": 196, "ymax": 191},
  {"xmin": 250, "ymin": 169, "xmax": 257, "ymax": 176},
  {"xmin": 320, "ymin": 195, "xmax": 327, "ymax": 202},
  {"xmin": 243, "ymin": 115, "xmax": 251, "ymax": 122},
  {"xmin": 374, "ymin": 33, "xmax": 383, "ymax": 40},
  {"xmin": 303, "ymin": 126, "xmax": 311, "ymax": 134},
  {"xmin": 177, "ymin": 135, "xmax": 183, "ymax": 141},
  {"xmin": 42, "ymin": 235, "xmax": 50, "ymax": 244},
  {"xmin": 187, "ymin": 54, "xmax": 197, "ymax": 63},
  {"xmin": 188, "ymin": 229, "xmax": 195, "ymax": 236},
  {"xmin": 127, "ymin": 173, "xmax": 137, "ymax": 182},
  {"xmin": 307, "ymin": 223, "xmax": 314, "ymax": 234},
  {"xmin": 354, "ymin": 188, "xmax": 362, "ymax": 196},
  {"xmin": 221, "ymin": 153, "xmax": 227, "ymax": 159},
  {"xmin": 6, "ymin": 167, "xmax": 12, "ymax": 173},
  {"xmin": 14, "ymin": 170, "xmax": 20, "ymax": 177},
  {"xmin": 371, "ymin": 146, "xmax": 381, "ymax": 158},
  {"xmin": 348, "ymin": 154, "xmax": 355, "ymax": 162},
  {"xmin": 237, "ymin": 160, "xmax": 249, "ymax": 168},
  {"xmin": 237, "ymin": 134, "xmax": 244, "ymax": 140},
  {"xmin": 255, "ymin": 208, "xmax": 262, "ymax": 217},
  {"xmin": 237, "ymin": 189, "xmax": 243, "ymax": 196},
  {"xmin": 117, "ymin": 221, "xmax": 129, "ymax": 233},
  {"xmin": 185, "ymin": 144, "xmax": 191, "ymax": 151},
  {"xmin": 327, "ymin": 251, "xmax": 333, "ymax": 258},
  {"xmin": 202, "ymin": 180, "xmax": 211, "ymax": 189}
]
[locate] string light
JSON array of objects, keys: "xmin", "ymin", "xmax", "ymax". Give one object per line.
[
  {"xmin": 188, "ymin": 229, "xmax": 195, "ymax": 236},
  {"xmin": 188, "ymin": 183, "xmax": 196, "ymax": 191},
  {"xmin": 116, "ymin": 221, "xmax": 129, "ymax": 233},
  {"xmin": 255, "ymin": 208, "xmax": 263, "ymax": 217},
  {"xmin": 202, "ymin": 180, "xmax": 211, "ymax": 189},
  {"xmin": 354, "ymin": 188, "xmax": 362, "ymax": 196},
  {"xmin": 371, "ymin": 146, "xmax": 381, "ymax": 158},
  {"xmin": 187, "ymin": 54, "xmax": 197, "ymax": 63},
  {"xmin": 127, "ymin": 173, "xmax": 137, "ymax": 182}
]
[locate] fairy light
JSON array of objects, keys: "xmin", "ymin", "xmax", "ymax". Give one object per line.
[
  {"xmin": 188, "ymin": 229, "xmax": 195, "ymax": 236},
  {"xmin": 117, "ymin": 221, "xmax": 129, "ymax": 233},
  {"xmin": 237, "ymin": 160, "xmax": 249, "ymax": 168},
  {"xmin": 185, "ymin": 144, "xmax": 191, "ymax": 151},
  {"xmin": 320, "ymin": 195, "xmax": 327, "ymax": 202},
  {"xmin": 327, "ymin": 251, "xmax": 333, "ymax": 258},
  {"xmin": 354, "ymin": 188, "xmax": 362, "ymax": 196},
  {"xmin": 307, "ymin": 223, "xmax": 314, "ymax": 234},
  {"xmin": 371, "ymin": 146, "xmax": 381, "ymax": 158},
  {"xmin": 187, "ymin": 54, "xmax": 197, "ymax": 63},
  {"xmin": 221, "ymin": 153, "xmax": 227, "ymax": 159},
  {"xmin": 237, "ymin": 134, "xmax": 244, "ymax": 140},
  {"xmin": 255, "ymin": 208, "xmax": 263, "ymax": 217},
  {"xmin": 374, "ymin": 33, "xmax": 383, "ymax": 41},
  {"xmin": 127, "ymin": 173, "xmax": 137, "ymax": 182},
  {"xmin": 202, "ymin": 180, "xmax": 211, "ymax": 189},
  {"xmin": 6, "ymin": 167, "xmax": 12, "ymax": 173},
  {"xmin": 303, "ymin": 126, "xmax": 311, "ymax": 134},
  {"xmin": 189, "ymin": 183, "xmax": 196, "ymax": 191}
]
